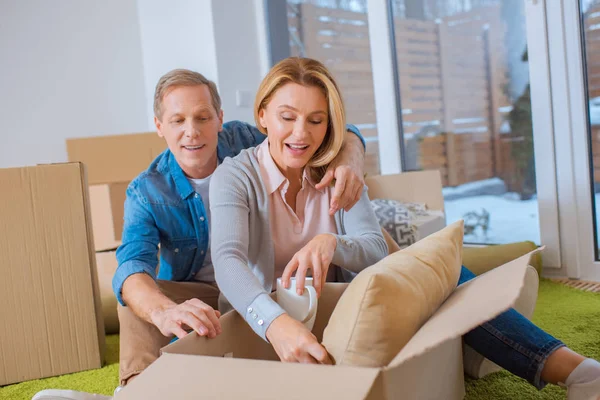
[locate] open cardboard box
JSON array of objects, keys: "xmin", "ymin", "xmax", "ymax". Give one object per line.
[
  {"xmin": 366, "ymin": 171, "xmax": 446, "ymax": 241},
  {"xmin": 118, "ymin": 251, "xmax": 537, "ymax": 400}
]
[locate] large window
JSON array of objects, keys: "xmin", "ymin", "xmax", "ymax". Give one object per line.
[
  {"xmin": 581, "ymin": 0, "xmax": 600, "ymax": 257},
  {"xmin": 285, "ymin": 0, "xmax": 381, "ymax": 176},
  {"xmin": 272, "ymin": 0, "xmax": 541, "ymax": 246},
  {"xmin": 391, "ymin": 0, "xmax": 539, "ymax": 245}
]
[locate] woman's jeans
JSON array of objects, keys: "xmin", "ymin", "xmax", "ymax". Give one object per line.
[{"xmin": 459, "ymin": 266, "xmax": 565, "ymax": 389}]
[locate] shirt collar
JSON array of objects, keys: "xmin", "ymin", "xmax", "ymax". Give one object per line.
[
  {"xmin": 257, "ymin": 140, "xmax": 325, "ymax": 195},
  {"xmin": 216, "ymin": 132, "xmax": 234, "ymax": 162},
  {"xmin": 302, "ymin": 168, "xmax": 325, "ymax": 194},
  {"xmin": 257, "ymin": 141, "xmax": 286, "ymax": 195},
  {"xmin": 167, "ymin": 151, "xmax": 196, "ymax": 200}
]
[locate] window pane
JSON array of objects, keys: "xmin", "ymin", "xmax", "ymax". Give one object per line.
[
  {"xmin": 581, "ymin": 0, "xmax": 600, "ymax": 258},
  {"xmin": 286, "ymin": 0, "xmax": 380, "ymax": 175},
  {"xmin": 392, "ymin": 0, "xmax": 539, "ymax": 245}
]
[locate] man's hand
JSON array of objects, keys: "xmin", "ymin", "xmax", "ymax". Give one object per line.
[
  {"xmin": 149, "ymin": 298, "xmax": 222, "ymax": 339},
  {"xmin": 266, "ymin": 314, "xmax": 332, "ymax": 364},
  {"xmin": 315, "ymin": 132, "xmax": 365, "ymax": 215}
]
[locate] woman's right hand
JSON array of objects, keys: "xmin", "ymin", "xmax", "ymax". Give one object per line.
[{"xmin": 266, "ymin": 314, "xmax": 332, "ymax": 364}]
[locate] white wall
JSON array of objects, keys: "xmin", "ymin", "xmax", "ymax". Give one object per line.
[
  {"xmin": 211, "ymin": 0, "xmax": 270, "ymax": 123},
  {"xmin": 0, "ymin": 0, "xmax": 149, "ymax": 169},
  {"xmin": 0, "ymin": 0, "xmax": 270, "ymax": 169},
  {"xmin": 136, "ymin": 0, "xmax": 220, "ymax": 129},
  {"xmin": 137, "ymin": 0, "xmax": 269, "ymax": 126}
]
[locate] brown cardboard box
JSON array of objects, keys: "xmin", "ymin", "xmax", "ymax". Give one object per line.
[
  {"xmin": 366, "ymin": 170, "xmax": 445, "ymax": 211},
  {"xmin": 0, "ymin": 163, "xmax": 105, "ymax": 385},
  {"xmin": 118, "ymin": 251, "xmax": 536, "ymax": 400},
  {"xmin": 366, "ymin": 171, "xmax": 447, "ymax": 241},
  {"xmin": 96, "ymin": 251, "xmax": 119, "ymax": 334},
  {"xmin": 66, "ymin": 132, "xmax": 166, "ymax": 185},
  {"xmin": 89, "ymin": 182, "xmax": 128, "ymax": 251}
]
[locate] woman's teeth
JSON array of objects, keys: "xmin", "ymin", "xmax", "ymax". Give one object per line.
[
  {"xmin": 184, "ymin": 145, "xmax": 203, "ymax": 150},
  {"xmin": 286, "ymin": 144, "xmax": 309, "ymax": 150}
]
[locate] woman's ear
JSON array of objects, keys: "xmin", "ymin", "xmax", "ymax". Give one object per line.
[{"xmin": 258, "ymin": 108, "xmax": 267, "ymax": 131}]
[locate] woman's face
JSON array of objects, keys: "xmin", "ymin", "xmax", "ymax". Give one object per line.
[{"xmin": 258, "ymin": 82, "xmax": 329, "ymax": 175}]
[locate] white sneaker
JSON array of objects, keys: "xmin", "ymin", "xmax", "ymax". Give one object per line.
[
  {"xmin": 32, "ymin": 389, "xmax": 112, "ymax": 400},
  {"xmin": 568, "ymin": 375, "xmax": 600, "ymax": 400}
]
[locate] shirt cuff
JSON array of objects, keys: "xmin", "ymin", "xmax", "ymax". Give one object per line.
[
  {"xmin": 112, "ymin": 259, "xmax": 156, "ymax": 306},
  {"xmin": 345, "ymin": 124, "xmax": 366, "ymax": 150},
  {"xmin": 245, "ymin": 292, "xmax": 286, "ymax": 341},
  {"xmin": 331, "ymin": 234, "xmax": 355, "ymax": 263}
]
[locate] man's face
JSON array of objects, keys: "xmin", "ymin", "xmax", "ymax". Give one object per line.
[{"xmin": 155, "ymin": 84, "xmax": 223, "ymax": 179}]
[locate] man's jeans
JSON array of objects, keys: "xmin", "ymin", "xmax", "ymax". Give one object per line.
[{"xmin": 460, "ymin": 266, "xmax": 565, "ymax": 389}]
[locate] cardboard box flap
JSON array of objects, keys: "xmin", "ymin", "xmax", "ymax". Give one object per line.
[
  {"xmin": 387, "ymin": 250, "xmax": 540, "ymax": 368},
  {"xmin": 119, "ymin": 353, "xmax": 381, "ymax": 400},
  {"xmin": 365, "ymin": 171, "xmax": 445, "ymax": 211},
  {"xmin": 162, "ymin": 309, "xmax": 278, "ymax": 360}
]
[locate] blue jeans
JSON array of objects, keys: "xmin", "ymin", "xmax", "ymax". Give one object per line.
[{"xmin": 460, "ymin": 266, "xmax": 565, "ymax": 389}]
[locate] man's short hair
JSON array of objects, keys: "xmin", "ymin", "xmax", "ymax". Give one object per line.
[{"xmin": 154, "ymin": 69, "xmax": 222, "ymax": 119}]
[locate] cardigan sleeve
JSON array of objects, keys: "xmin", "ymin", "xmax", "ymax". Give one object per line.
[
  {"xmin": 331, "ymin": 185, "xmax": 388, "ymax": 272},
  {"xmin": 209, "ymin": 160, "xmax": 285, "ymax": 341}
]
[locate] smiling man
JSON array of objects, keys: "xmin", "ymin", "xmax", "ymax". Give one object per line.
[{"xmin": 32, "ymin": 69, "xmax": 366, "ymax": 400}]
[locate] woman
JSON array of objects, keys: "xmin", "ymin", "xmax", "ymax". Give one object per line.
[
  {"xmin": 210, "ymin": 57, "xmax": 388, "ymax": 364},
  {"xmin": 210, "ymin": 57, "xmax": 600, "ymax": 399}
]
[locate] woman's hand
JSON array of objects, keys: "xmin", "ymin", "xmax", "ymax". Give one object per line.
[
  {"xmin": 266, "ymin": 314, "xmax": 332, "ymax": 364},
  {"xmin": 281, "ymin": 233, "xmax": 337, "ymax": 297}
]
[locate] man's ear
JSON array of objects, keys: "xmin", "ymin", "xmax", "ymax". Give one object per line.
[
  {"xmin": 218, "ymin": 109, "xmax": 224, "ymax": 131},
  {"xmin": 154, "ymin": 116, "xmax": 164, "ymax": 138}
]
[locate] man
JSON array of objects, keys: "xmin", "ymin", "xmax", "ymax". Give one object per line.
[{"xmin": 33, "ymin": 69, "xmax": 366, "ymax": 399}]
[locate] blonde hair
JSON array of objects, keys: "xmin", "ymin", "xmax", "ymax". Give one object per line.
[
  {"xmin": 254, "ymin": 57, "xmax": 346, "ymax": 178},
  {"xmin": 154, "ymin": 69, "xmax": 221, "ymax": 119}
]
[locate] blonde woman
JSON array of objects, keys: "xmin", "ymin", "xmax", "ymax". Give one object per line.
[
  {"xmin": 210, "ymin": 57, "xmax": 388, "ymax": 363},
  {"xmin": 210, "ymin": 57, "xmax": 600, "ymax": 400}
]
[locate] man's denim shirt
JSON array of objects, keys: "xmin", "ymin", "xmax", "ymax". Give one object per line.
[{"xmin": 112, "ymin": 121, "xmax": 364, "ymax": 306}]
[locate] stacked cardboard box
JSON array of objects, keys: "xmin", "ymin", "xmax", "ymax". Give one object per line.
[
  {"xmin": 0, "ymin": 163, "xmax": 105, "ymax": 385},
  {"xmin": 66, "ymin": 132, "xmax": 166, "ymax": 334},
  {"xmin": 66, "ymin": 132, "xmax": 166, "ymax": 252}
]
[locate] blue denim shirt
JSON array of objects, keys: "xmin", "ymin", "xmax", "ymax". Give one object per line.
[{"xmin": 112, "ymin": 120, "xmax": 364, "ymax": 306}]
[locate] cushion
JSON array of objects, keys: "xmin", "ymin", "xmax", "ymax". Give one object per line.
[
  {"xmin": 462, "ymin": 241, "xmax": 542, "ymax": 277},
  {"xmin": 321, "ymin": 220, "xmax": 464, "ymax": 367},
  {"xmin": 370, "ymin": 199, "xmax": 417, "ymax": 248}
]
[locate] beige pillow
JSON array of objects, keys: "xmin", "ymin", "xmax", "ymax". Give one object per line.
[{"xmin": 322, "ymin": 220, "xmax": 464, "ymax": 367}]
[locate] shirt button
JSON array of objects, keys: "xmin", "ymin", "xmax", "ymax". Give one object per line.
[
  {"xmin": 257, "ymin": 319, "xmax": 264, "ymax": 326},
  {"xmin": 247, "ymin": 307, "xmax": 253, "ymax": 313},
  {"xmin": 200, "ymin": 216, "xmax": 205, "ymax": 221},
  {"xmin": 252, "ymin": 313, "xmax": 258, "ymax": 319},
  {"xmin": 194, "ymin": 193, "xmax": 199, "ymax": 198},
  {"xmin": 200, "ymin": 250, "xmax": 205, "ymax": 255},
  {"xmin": 174, "ymin": 248, "xmax": 179, "ymax": 253}
]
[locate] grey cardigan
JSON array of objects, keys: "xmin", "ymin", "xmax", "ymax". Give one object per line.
[{"xmin": 209, "ymin": 147, "xmax": 388, "ymax": 341}]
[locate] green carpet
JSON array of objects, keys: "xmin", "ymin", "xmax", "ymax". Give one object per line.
[{"xmin": 2, "ymin": 279, "xmax": 600, "ymax": 400}]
